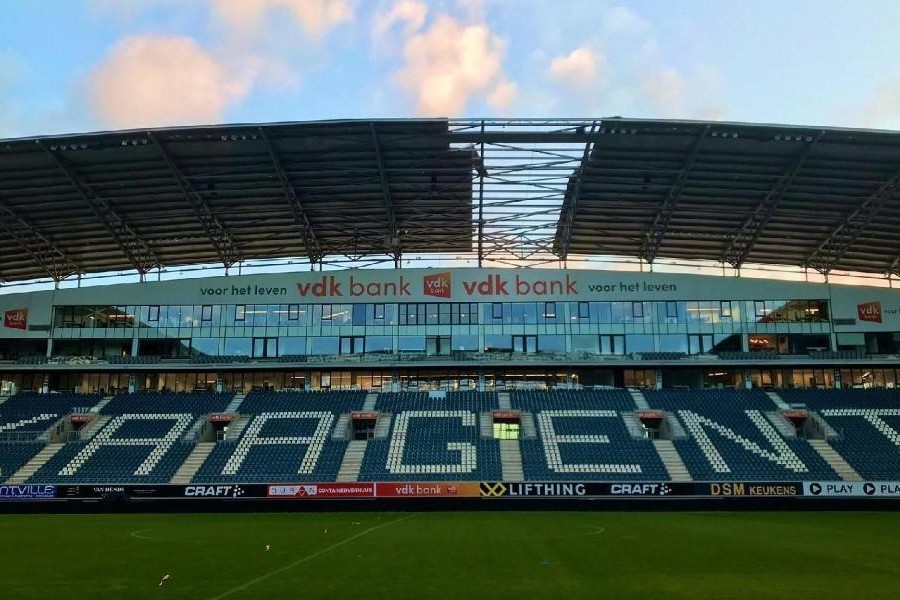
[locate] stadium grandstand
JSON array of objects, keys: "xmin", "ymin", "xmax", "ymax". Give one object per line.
[{"xmin": 1, "ymin": 117, "xmax": 900, "ymax": 498}]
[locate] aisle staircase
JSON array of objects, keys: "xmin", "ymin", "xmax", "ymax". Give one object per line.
[
  {"xmin": 171, "ymin": 442, "xmax": 216, "ymax": 484},
  {"xmin": 336, "ymin": 440, "xmax": 368, "ymax": 482}
]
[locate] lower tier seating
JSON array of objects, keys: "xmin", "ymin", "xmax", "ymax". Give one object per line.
[
  {"xmin": 359, "ymin": 410, "xmax": 502, "ymax": 481},
  {"xmin": 193, "ymin": 411, "xmax": 347, "ymax": 483},
  {"xmin": 0, "ymin": 442, "xmax": 44, "ymax": 482}
]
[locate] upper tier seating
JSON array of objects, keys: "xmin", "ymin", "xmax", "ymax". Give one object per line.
[
  {"xmin": 101, "ymin": 391, "xmax": 232, "ymax": 415},
  {"xmin": 645, "ymin": 389, "xmax": 837, "ymax": 481},
  {"xmin": 374, "ymin": 392, "xmax": 499, "ymax": 412},
  {"xmin": 192, "ymin": 391, "xmax": 366, "ymax": 483},
  {"xmin": 358, "ymin": 392, "xmax": 502, "ymax": 481},
  {"xmin": 0, "ymin": 392, "xmax": 101, "ymax": 440},
  {"xmin": 511, "ymin": 390, "xmax": 667, "ymax": 480},
  {"xmin": 511, "ymin": 389, "xmax": 637, "ymax": 411},
  {"xmin": 780, "ymin": 389, "xmax": 900, "ymax": 479},
  {"xmin": 27, "ymin": 392, "xmax": 229, "ymax": 484}
]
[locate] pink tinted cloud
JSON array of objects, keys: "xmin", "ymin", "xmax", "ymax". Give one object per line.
[
  {"xmin": 394, "ymin": 15, "xmax": 515, "ymax": 116},
  {"xmin": 86, "ymin": 35, "xmax": 249, "ymax": 128},
  {"xmin": 212, "ymin": 0, "xmax": 353, "ymax": 38}
]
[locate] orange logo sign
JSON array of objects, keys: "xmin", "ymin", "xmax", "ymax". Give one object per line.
[
  {"xmin": 858, "ymin": 302, "xmax": 882, "ymax": 323},
  {"xmin": 423, "ymin": 272, "xmax": 451, "ymax": 298},
  {"xmin": 4, "ymin": 309, "xmax": 27, "ymax": 330}
]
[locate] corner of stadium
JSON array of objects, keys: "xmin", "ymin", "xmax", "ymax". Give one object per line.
[{"xmin": 1, "ymin": 116, "xmax": 899, "ymax": 514}]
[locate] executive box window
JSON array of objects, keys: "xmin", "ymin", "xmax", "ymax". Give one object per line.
[
  {"xmin": 512, "ymin": 335, "xmax": 537, "ymax": 354},
  {"xmin": 373, "ymin": 304, "xmax": 385, "ymax": 320},
  {"xmin": 632, "ymin": 302, "xmax": 644, "ymax": 319},
  {"xmin": 235, "ymin": 305, "xmax": 246, "ymax": 322},
  {"xmin": 201, "ymin": 305, "xmax": 213, "ymax": 322},
  {"xmin": 600, "ymin": 335, "xmax": 625, "ymax": 355},
  {"xmin": 538, "ymin": 335, "xmax": 566, "ymax": 353},
  {"xmin": 252, "ymin": 337, "xmax": 278, "ymax": 358},
  {"xmin": 452, "ymin": 335, "xmax": 479, "ymax": 352},
  {"xmin": 492, "ymin": 303, "xmax": 503, "ymax": 320},
  {"xmin": 310, "ymin": 337, "xmax": 339, "ymax": 355},
  {"xmin": 365, "ymin": 336, "xmax": 393, "ymax": 354},
  {"xmin": 340, "ymin": 336, "xmax": 365, "ymax": 355},
  {"xmin": 485, "ymin": 334, "xmax": 512, "ymax": 352},
  {"xmin": 149, "ymin": 305, "xmax": 160, "ymax": 322},
  {"xmin": 578, "ymin": 302, "xmax": 589, "ymax": 320},
  {"xmin": 720, "ymin": 301, "xmax": 732, "ymax": 318},
  {"xmin": 399, "ymin": 336, "xmax": 426, "ymax": 352},
  {"xmin": 571, "ymin": 334, "xmax": 600, "ymax": 354},
  {"xmin": 288, "ymin": 304, "xmax": 301, "ymax": 320}
]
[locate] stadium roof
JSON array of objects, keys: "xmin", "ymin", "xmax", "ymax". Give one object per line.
[
  {"xmin": 0, "ymin": 119, "xmax": 473, "ymax": 282},
  {"xmin": 553, "ymin": 118, "xmax": 900, "ymax": 276},
  {"xmin": 1, "ymin": 117, "xmax": 900, "ymax": 284}
]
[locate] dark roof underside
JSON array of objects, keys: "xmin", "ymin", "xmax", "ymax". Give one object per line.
[
  {"xmin": 0, "ymin": 119, "xmax": 473, "ymax": 282},
  {"xmin": 554, "ymin": 119, "xmax": 900, "ymax": 275}
]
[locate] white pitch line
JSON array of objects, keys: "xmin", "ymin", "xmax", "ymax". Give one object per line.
[{"xmin": 207, "ymin": 513, "xmax": 417, "ymax": 600}]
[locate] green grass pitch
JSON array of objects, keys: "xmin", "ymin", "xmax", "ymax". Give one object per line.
[{"xmin": 1, "ymin": 511, "xmax": 899, "ymax": 599}]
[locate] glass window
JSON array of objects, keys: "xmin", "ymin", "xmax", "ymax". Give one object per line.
[
  {"xmin": 627, "ymin": 334, "xmax": 655, "ymax": 353},
  {"xmin": 659, "ymin": 335, "xmax": 688, "ymax": 353},
  {"xmin": 452, "ymin": 335, "xmax": 479, "ymax": 351},
  {"xmin": 485, "ymin": 334, "xmax": 512, "ymax": 352},
  {"xmin": 279, "ymin": 337, "xmax": 307, "ymax": 355},
  {"xmin": 571, "ymin": 335, "xmax": 599, "ymax": 354},
  {"xmin": 632, "ymin": 301, "xmax": 644, "ymax": 319},
  {"xmin": 288, "ymin": 304, "xmax": 300, "ymax": 320},
  {"xmin": 310, "ymin": 337, "xmax": 339, "ymax": 355},
  {"xmin": 399, "ymin": 336, "xmax": 425, "ymax": 352},
  {"xmin": 201, "ymin": 305, "xmax": 212, "ymax": 322},
  {"xmin": 492, "ymin": 303, "xmax": 503, "ymax": 319},
  {"xmin": 373, "ymin": 304, "xmax": 385, "ymax": 320},
  {"xmin": 666, "ymin": 301, "xmax": 678, "ymax": 319},
  {"xmin": 352, "ymin": 304, "xmax": 367, "ymax": 326},
  {"xmin": 539, "ymin": 335, "xmax": 566, "ymax": 352},
  {"xmin": 543, "ymin": 302, "xmax": 556, "ymax": 319},
  {"xmin": 191, "ymin": 337, "xmax": 220, "ymax": 356},
  {"xmin": 720, "ymin": 301, "xmax": 732, "ymax": 318},
  {"xmin": 223, "ymin": 337, "xmax": 251, "ymax": 356},
  {"xmin": 365, "ymin": 336, "xmax": 393, "ymax": 353},
  {"xmin": 600, "ymin": 335, "xmax": 624, "ymax": 355},
  {"xmin": 578, "ymin": 302, "xmax": 589, "ymax": 320},
  {"xmin": 148, "ymin": 305, "xmax": 160, "ymax": 321},
  {"xmin": 235, "ymin": 305, "xmax": 246, "ymax": 322}
]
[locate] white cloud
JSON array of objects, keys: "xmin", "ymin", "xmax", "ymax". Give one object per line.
[
  {"xmin": 373, "ymin": 0, "xmax": 427, "ymax": 38},
  {"xmin": 212, "ymin": 0, "xmax": 353, "ymax": 38},
  {"xmin": 864, "ymin": 76, "xmax": 900, "ymax": 129},
  {"xmin": 85, "ymin": 35, "xmax": 250, "ymax": 128},
  {"xmin": 549, "ymin": 47, "xmax": 604, "ymax": 89},
  {"xmin": 394, "ymin": 14, "xmax": 516, "ymax": 116},
  {"xmin": 487, "ymin": 79, "xmax": 517, "ymax": 112},
  {"xmin": 640, "ymin": 68, "xmax": 685, "ymax": 115}
]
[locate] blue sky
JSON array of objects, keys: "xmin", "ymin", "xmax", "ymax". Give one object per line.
[{"xmin": 1, "ymin": 0, "xmax": 900, "ymax": 137}]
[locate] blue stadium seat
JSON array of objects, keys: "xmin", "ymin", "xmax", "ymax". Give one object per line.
[
  {"xmin": 646, "ymin": 389, "xmax": 837, "ymax": 481},
  {"xmin": 511, "ymin": 390, "xmax": 667, "ymax": 481},
  {"xmin": 0, "ymin": 442, "xmax": 45, "ymax": 482},
  {"xmin": 359, "ymin": 393, "xmax": 502, "ymax": 481},
  {"xmin": 0, "ymin": 392, "xmax": 101, "ymax": 440},
  {"xmin": 780, "ymin": 389, "xmax": 900, "ymax": 479},
  {"xmin": 27, "ymin": 392, "xmax": 232, "ymax": 484},
  {"xmin": 192, "ymin": 390, "xmax": 366, "ymax": 483}
]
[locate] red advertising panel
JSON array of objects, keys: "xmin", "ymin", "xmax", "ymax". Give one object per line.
[
  {"xmin": 375, "ymin": 482, "xmax": 481, "ymax": 498},
  {"xmin": 782, "ymin": 410, "xmax": 808, "ymax": 419},
  {"xmin": 266, "ymin": 483, "xmax": 375, "ymax": 499},
  {"xmin": 69, "ymin": 414, "xmax": 93, "ymax": 423},
  {"xmin": 858, "ymin": 302, "xmax": 883, "ymax": 323},
  {"xmin": 4, "ymin": 309, "xmax": 27, "ymax": 330},
  {"xmin": 351, "ymin": 412, "xmax": 380, "ymax": 420},
  {"xmin": 636, "ymin": 411, "xmax": 665, "ymax": 419},
  {"xmin": 209, "ymin": 413, "xmax": 236, "ymax": 422},
  {"xmin": 492, "ymin": 411, "xmax": 521, "ymax": 420}
]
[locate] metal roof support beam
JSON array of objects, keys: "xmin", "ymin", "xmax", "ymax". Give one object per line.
[
  {"xmin": 370, "ymin": 123, "xmax": 399, "ymax": 256},
  {"xmin": 888, "ymin": 254, "xmax": 900, "ymax": 277},
  {"xmin": 38, "ymin": 142, "xmax": 160, "ymax": 274},
  {"xmin": 258, "ymin": 127, "xmax": 323, "ymax": 265},
  {"xmin": 477, "ymin": 120, "xmax": 486, "ymax": 267},
  {"xmin": 0, "ymin": 199, "xmax": 81, "ymax": 281},
  {"xmin": 557, "ymin": 121, "xmax": 597, "ymax": 260},
  {"xmin": 723, "ymin": 130, "xmax": 825, "ymax": 267},
  {"xmin": 806, "ymin": 162, "xmax": 900, "ymax": 274},
  {"xmin": 640, "ymin": 124, "xmax": 710, "ymax": 263},
  {"xmin": 147, "ymin": 132, "xmax": 241, "ymax": 268}
]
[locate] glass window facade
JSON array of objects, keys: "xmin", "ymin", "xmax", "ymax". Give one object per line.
[{"xmin": 49, "ymin": 298, "xmax": 833, "ymax": 359}]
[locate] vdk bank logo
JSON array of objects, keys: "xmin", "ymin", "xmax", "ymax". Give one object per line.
[
  {"xmin": 424, "ymin": 272, "xmax": 451, "ymax": 298},
  {"xmin": 858, "ymin": 302, "xmax": 882, "ymax": 323},
  {"xmin": 4, "ymin": 308, "xmax": 27, "ymax": 330}
]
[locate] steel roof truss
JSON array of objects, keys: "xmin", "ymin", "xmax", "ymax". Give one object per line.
[
  {"xmin": 147, "ymin": 132, "xmax": 241, "ymax": 268},
  {"xmin": 38, "ymin": 142, "xmax": 160, "ymax": 274},
  {"xmin": 722, "ymin": 130, "xmax": 825, "ymax": 267},
  {"xmin": 640, "ymin": 124, "xmax": 710, "ymax": 263}
]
